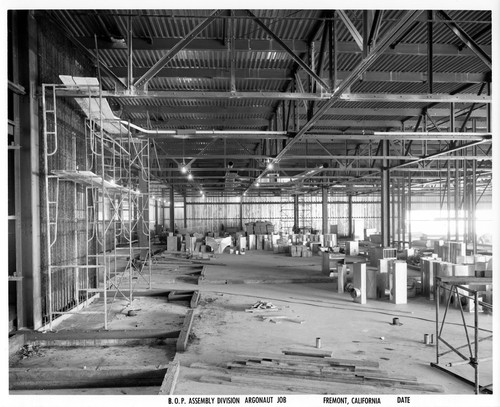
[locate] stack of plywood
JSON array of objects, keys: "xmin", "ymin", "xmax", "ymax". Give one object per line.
[{"xmin": 197, "ymin": 351, "xmax": 443, "ymax": 394}]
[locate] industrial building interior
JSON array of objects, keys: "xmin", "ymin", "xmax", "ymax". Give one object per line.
[{"xmin": 6, "ymin": 6, "xmax": 498, "ymax": 405}]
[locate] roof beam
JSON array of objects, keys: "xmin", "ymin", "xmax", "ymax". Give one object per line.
[
  {"xmin": 367, "ymin": 10, "xmax": 383, "ymax": 47},
  {"xmin": 111, "ymin": 67, "xmax": 488, "ymax": 84},
  {"xmin": 435, "ymin": 10, "xmax": 491, "ymax": 69},
  {"xmin": 240, "ymin": 9, "xmax": 331, "ymax": 92},
  {"xmin": 121, "ymin": 105, "xmax": 487, "ymax": 118},
  {"xmin": 339, "ymin": 93, "xmax": 490, "ymax": 103},
  {"xmin": 133, "ymin": 9, "xmax": 224, "ymax": 88},
  {"xmin": 138, "ymin": 118, "xmax": 488, "ymax": 130},
  {"xmin": 80, "ymin": 37, "xmax": 491, "ymax": 57},
  {"xmin": 337, "ymin": 10, "xmax": 363, "ymax": 51},
  {"xmin": 246, "ymin": 10, "xmax": 424, "ymax": 191},
  {"xmin": 56, "ymin": 90, "xmax": 492, "ymax": 103},
  {"xmin": 388, "ymin": 138, "xmax": 491, "ymax": 170},
  {"xmin": 155, "ymin": 154, "xmax": 490, "ymax": 162},
  {"xmin": 152, "ymin": 166, "xmax": 491, "ymax": 174}
]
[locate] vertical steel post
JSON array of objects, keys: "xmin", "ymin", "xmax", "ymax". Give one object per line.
[
  {"xmin": 472, "ymin": 125, "xmax": 477, "ymax": 255},
  {"xmin": 435, "ymin": 279, "xmax": 440, "ymax": 364},
  {"xmin": 170, "ymin": 185, "xmax": 175, "ymax": 232},
  {"xmin": 474, "ymin": 289, "xmax": 479, "ymax": 394},
  {"xmin": 450, "ymin": 102, "xmax": 459, "ymax": 241},
  {"xmin": 239, "ymin": 198, "xmax": 243, "ymax": 230},
  {"xmin": 322, "ymin": 186, "xmax": 328, "ymax": 234},
  {"xmin": 293, "ymin": 194, "xmax": 299, "ymax": 230},
  {"xmin": 391, "ymin": 175, "xmax": 395, "ymax": 247},
  {"xmin": 381, "ymin": 140, "xmax": 390, "ymax": 247},
  {"xmin": 408, "ymin": 172, "xmax": 412, "ymax": 249},
  {"xmin": 183, "ymin": 195, "xmax": 187, "ymax": 228},
  {"xmin": 447, "ymin": 160, "xmax": 451, "ymax": 241},
  {"xmin": 347, "ymin": 194, "xmax": 353, "ymax": 239},
  {"xmin": 127, "ymin": 15, "xmax": 133, "ymax": 90},
  {"xmin": 401, "ymin": 168, "xmax": 406, "ymax": 248}
]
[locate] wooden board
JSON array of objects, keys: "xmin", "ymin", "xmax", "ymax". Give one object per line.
[
  {"xmin": 176, "ymin": 309, "xmax": 195, "ymax": 352},
  {"xmin": 10, "ymin": 365, "xmax": 168, "ymax": 390},
  {"xmin": 237, "ymin": 353, "xmax": 380, "ymax": 368},
  {"xmin": 26, "ymin": 329, "xmax": 180, "ymax": 343},
  {"xmin": 227, "ymin": 366, "xmax": 442, "ymax": 393},
  {"xmin": 158, "ymin": 360, "xmax": 180, "ymax": 395},
  {"xmin": 190, "ymin": 291, "xmax": 201, "ymax": 309},
  {"xmin": 281, "ymin": 347, "xmax": 333, "ymax": 358}
]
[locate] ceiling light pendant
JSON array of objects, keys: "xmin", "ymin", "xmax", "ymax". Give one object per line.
[{"xmin": 187, "ymin": 173, "xmax": 193, "ymax": 180}]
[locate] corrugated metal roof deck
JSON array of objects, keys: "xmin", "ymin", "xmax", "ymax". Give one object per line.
[{"xmin": 43, "ymin": 9, "xmax": 492, "ymax": 196}]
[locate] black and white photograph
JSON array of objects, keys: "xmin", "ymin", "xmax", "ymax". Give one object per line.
[{"xmin": 3, "ymin": 1, "xmax": 499, "ymax": 407}]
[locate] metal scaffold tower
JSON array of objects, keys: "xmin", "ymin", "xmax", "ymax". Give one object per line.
[{"xmin": 41, "ymin": 77, "xmax": 153, "ymax": 330}]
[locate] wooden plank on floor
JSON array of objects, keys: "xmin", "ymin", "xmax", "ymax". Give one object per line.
[
  {"xmin": 10, "ymin": 386, "xmax": 160, "ymax": 395},
  {"xmin": 9, "ymin": 365, "xmax": 168, "ymax": 390},
  {"xmin": 238, "ymin": 352, "xmax": 379, "ymax": 368},
  {"xmin": 238, "ymin": 359, "xmax": 389, "ymax": 376},
  {"xmin": 197, "ymin": 266, "xmax": 207, "ymax": 284},
  {"xmin": 282, "ymin": 347, "xmax": 334, "ymax": 358},
  {"xmin": 176, "ymin": 309, "xmax": 195, "ymax": 352},
  {"xmin": 158, "ymin": 360, "xmax": 180, "ymax": 395},
  {"xmin": 26, "ymin": 329, "xmax": 180, "ymax": 342},
  {"xmin": 168, "ymin": 290, "xmax": 194, "ymax": 302},
  {"xmin": 228, "ymin": 366, "xmax": 443, "ymax": 393},
  {"xmin": 190, "ymin": 291, "xmax": 200, "ymax": 308}
]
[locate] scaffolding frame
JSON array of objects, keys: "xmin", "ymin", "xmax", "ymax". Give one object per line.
[
  {"xmin": 42, "ymin": 82, "xmax": 154, "ymax": 330},
  {"xmin": 431, "ymin": 276, "xmax": 493, "ymax": 394}
]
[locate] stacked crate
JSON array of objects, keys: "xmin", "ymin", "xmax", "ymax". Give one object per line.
[{"xmin": 290, "ymin": 245, "xmax": 312, "ymax": 258}]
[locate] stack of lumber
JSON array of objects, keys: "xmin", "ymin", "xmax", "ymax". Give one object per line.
[{"xmin": 197, "ymin": 350, "xmax": 443, "ymax": 394}]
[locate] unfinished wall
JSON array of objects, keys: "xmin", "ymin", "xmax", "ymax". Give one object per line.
[
  {"xmin": 36, "ymin": 13, "xmax": 119, "ymax": 323},
  {"xmin": 181, "ymin": 194, "xmax": 382, "ymax": 236}
]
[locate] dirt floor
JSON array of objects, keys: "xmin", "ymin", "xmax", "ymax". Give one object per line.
[{"xmin": 8, "ymin": 249, "xmax": 495, "ymax": 400}]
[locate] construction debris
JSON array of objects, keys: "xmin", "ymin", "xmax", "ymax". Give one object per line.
[
  {"xmin": 249, "ymin": 300, "xmax": 277, "ymax": 310},
  {"xmin": 18, "ymin": 344, "xmax": 43, "ymax": 359},
  {"xmin": 259, "ymin": 315, "xmax": 305, "ymax": 324}
]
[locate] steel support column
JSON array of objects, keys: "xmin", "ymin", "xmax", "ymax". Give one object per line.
[
  {"xmin": 183, "ymin": 195, "xmax": 187, "ymax": 228},
  {"xmin": 381, "ymin": 140, "xmax": 391, "ymax": 247},
  {"xmin": 239, "ymin": 199, "xmax": 243, "ymax": 230},
  {"xmin": 18, "ymin": 11, "xmax": 42, "ymax": 329},
  {"xmin": 407, "ymin": 172, "xmax": 412, "ymax": 249},
  {"xmin": 348, "ymin": 195, "xmax": 353, "ymax": 238},
  {"xmin": 293, "ymin": 195, "xmax": 299, "ymax": 231},
  {"xmin": 169, "ymin": 185, "xmax": 175, "ymax": 232},
  {"xmin": 322, "ymin": 186, "xmax": 329, "ymax": 234}
]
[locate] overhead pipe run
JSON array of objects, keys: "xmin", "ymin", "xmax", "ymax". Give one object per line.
[{"xmin": 119, "ymin": 121, "xmax": 289, "ymax": 139}]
